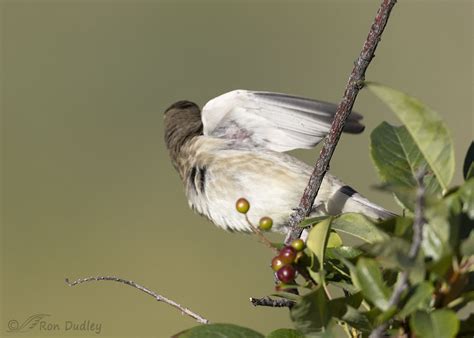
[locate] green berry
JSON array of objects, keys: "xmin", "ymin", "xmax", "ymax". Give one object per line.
[
  {"xmin": 259, "ymin": 216, "xmax": 273, "ymax": 231},
  {"xmin": 291, "ymin": 239, "xmax": 305, "ymax": 252},
  {"xmin": 271, "ymin": 256, "xmax": 285, "ymax": 272},
  {"xmin": 235, "ymin": 198, "xmax": 250, "ymax": 214}
]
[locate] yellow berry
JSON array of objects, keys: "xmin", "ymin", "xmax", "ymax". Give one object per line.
[
  {"xmin": 291, "ymin": 239, "xmax": 305, "ymax": 252},
  {"xmin": 259, "ymin": 216, "xmax": 273, "ymax": 231},
  {"xmin": 235, "ymin": 198, "xmax": 250, "ymax": 214}
]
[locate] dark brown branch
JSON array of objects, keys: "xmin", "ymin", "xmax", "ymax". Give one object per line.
[
  {"xmin": 284, "ymin": 0, "xmax": 398, "ymax": 245},
  {"xmin": 369, "ymin": 170, "xmax": 426, "ymax": 338},
  {"xmin": 249, "ymin": 296, "xmax": 295, "ymax": 308},
  {"xmin": 65, "ymin": 276, "xmax": 209, "ymax": 324}
]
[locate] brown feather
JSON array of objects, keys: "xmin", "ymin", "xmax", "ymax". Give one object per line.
[{"xmin": 164, "ymin": 101, "xmax": 203, "ymax": 171}]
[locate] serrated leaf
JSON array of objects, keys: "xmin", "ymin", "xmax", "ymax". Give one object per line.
[
  {"xmin": 463, "ymin": 142, "xmax": 474, "ymax": 180},
  {"xmin": 266, "ymin": 328, "xmax": 305, "ymax": 338},
  {"xmin": 398, "ymin": 282, "xmax": 434, "ymax": 317},
  {"xmin": 176, "ymin": 324, "xmax": 264, "ymax": 338},
  {"xmin": 367, "ymin": 82, "xmax": 455, "ymax": 190},
  {"xmin": 331, "ymin": 213, "xmax": 388, "ymax": 243},
  {"xmin": 290, "ymin": 287, "xmax": 331, "ymax": 335},
  {"xmin": 371, "ymin": 122, "xmax": 442, "ymax": 210},
  {"xmin": 409, "ymin": 310, "xmax": 459, "ymax": 338},
  {"xmin": 355, "ymin": 258, "xmax": 391, "ymax": 311}
]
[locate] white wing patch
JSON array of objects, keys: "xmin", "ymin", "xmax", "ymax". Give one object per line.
[{"xmin": 201, "ymin": 90, "xmax": 364, "ymax": 152}]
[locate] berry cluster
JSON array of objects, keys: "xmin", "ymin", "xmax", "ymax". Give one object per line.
[
  {"xmin": 272, "ymin": 239, "xmax": 306, "ymax": 284},
  {"xmin": 235, "ymin": 197, "xmax": 306, "ymax": 288}
]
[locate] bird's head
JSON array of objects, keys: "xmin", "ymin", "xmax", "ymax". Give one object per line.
[{"xmin": 164, "ymin": 100, "xmax": 203, "ymax": 168}]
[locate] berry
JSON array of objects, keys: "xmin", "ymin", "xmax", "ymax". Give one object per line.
[
  {"xmin": 276, "ymin": 265, "xmax": 296, "ymax": 283},
  {"xmin": 279, "ymin": 246, "xmax": 297, "ymax": 264},
  {"xmin": 259, "ymin": 216, "xmax": 273, "ymax": 231},
  {"xmin": 235, "ymin": 198, "xmax": 250, "ymax": 214},
  {"xmin": 271, "ymin": 256, "xmax": 285, "ymax": 272},
  {"xmin": 291, "ymin": 239, "xmax": 305, "ymax": 252}
]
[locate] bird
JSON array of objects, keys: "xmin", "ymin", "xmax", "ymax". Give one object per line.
[{"xmin": 164, "ymin": 90, "xmax": 394, "ymax": 233}]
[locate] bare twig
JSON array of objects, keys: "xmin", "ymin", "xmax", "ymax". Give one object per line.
[
  {"xmin": 65, "ymin": 276, "xmax": 209, "ymax": 324},
  {"xmin": 249, "ymin": 296, "xmax": 295, "ymax": 308},
  {"xmin": 369, "ymin": 170, "xmax": 426, "ymax": 338},
  {"xmin": 285, "ymin": 0, "xmax": 398, "ymax": 245}
]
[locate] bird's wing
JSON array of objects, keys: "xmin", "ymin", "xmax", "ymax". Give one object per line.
[{"xmin": 201, "ymin": 90, "xmax": 365, "ymax": 152}]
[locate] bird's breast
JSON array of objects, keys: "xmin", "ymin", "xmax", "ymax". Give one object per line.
[{"xmin": 178, "ymin": 137, "xmax": 315, "ymax": 232}]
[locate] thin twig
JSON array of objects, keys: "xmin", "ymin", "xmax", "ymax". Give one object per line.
[
  {"xmin": 65, "ymin": 276, "xmax": 209, "ymax": 324},
  {"xmin": 284, "ymin": 0, "xmax": 398, "ymax": 245},
  {"xmin": 244, "ymin": 214, "xmax": 279, "ymax": 253},
  {"xmin": 249, "ymin": 296, "xmax": 294, "ymax": 308},
  {"xmin": 369, "ymin": 170, "xmax": 426, "ymax": 338}
]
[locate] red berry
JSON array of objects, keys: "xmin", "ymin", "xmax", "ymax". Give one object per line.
[
  {"xmin": 276, "ymin": 265, "xmax": 296, "ymax": 283},
  {"xmin": 235, "ymin": 198, "xmax": 250, "ymax": 214},
  {"xmin": 271, "ymin": 256, "xmax": 285, "ymax": 272},
  {"xmin": 291, "ymin": 239, "xmax": 305, "ymax": 252},
  {"xmin": 279, "ymin": 246, "xmax": 297, "ymax": 264}
]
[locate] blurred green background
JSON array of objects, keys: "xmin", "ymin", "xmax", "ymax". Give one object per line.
[{"xmin": 1, "ymin": 0, "xmax": 472, "ymax": 337}]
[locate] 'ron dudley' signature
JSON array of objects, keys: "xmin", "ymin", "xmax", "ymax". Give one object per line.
[{"xmin": 7, "ymin": 314, "xmax": 102, "ymax": 334}]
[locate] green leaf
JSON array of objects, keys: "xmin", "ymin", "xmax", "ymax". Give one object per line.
[
  {"xmin": 367, "ymin": 82, "xmax": 455, "ymax": 190},
  {"xmin": 331, "ymin": 213, "xmax": 388, "ymax": 243},
  {"xmin": 176, "ymin": 324, "xmax": 264, "ymax": 338},
  {"xmin": 409, "ymin": 310, "xmax": 459, "ymax": 338},
  {"xmin": 326, "ymin": 246, "xmax": 362, "ymax": 260},
  {"xmin": 290, "ymin": 287, "xmax": 331, "ymax": 335},
  {"xmin": 306, "ymin": 218, "xmax": 332, "ymax": 270},
  {"xmin": 398, "ymin": 282, "xmax": 434, "ymax": 318},
  {"xmin": 461, "ymin": 230, "xmax": 474, "ymax": 256},
  {"xmin": 360, "ymin": 238, "xmax": 425, "ymax": 283},
  {"xmin": 299, "ymin": 215, "xmax": 331, "ymax": 228},
  {"xmin": 272, "ymin": 291, "xmax": 302, "ymax": 302},
  {"xmin": 355, "ymin": 258, "xmax": 391, "ymax": 311},
  {"xmin": 463, "ymin": 142, "xmax": 474, "ymax": 180},
  {"xmin": 328, "ymin": 293, "xmax": 371, "ymax": 332},
  {"xmin": 458, "ymin": 178, "xmax": 474, "ymax": 219},
  {"xmin": 370, "ymin": 122, "xmax": 441, "ymax": 209},
  {"xmin": 327, "ymin": 231, "xmax": 342, "ymax": 248},
  {"xmin": 377, "ymin": 216, "xmax": 413, "ymax": 238},
  {"xmin": 266, "ymin": 328, "xmax": 305, "ymax": 338}
]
